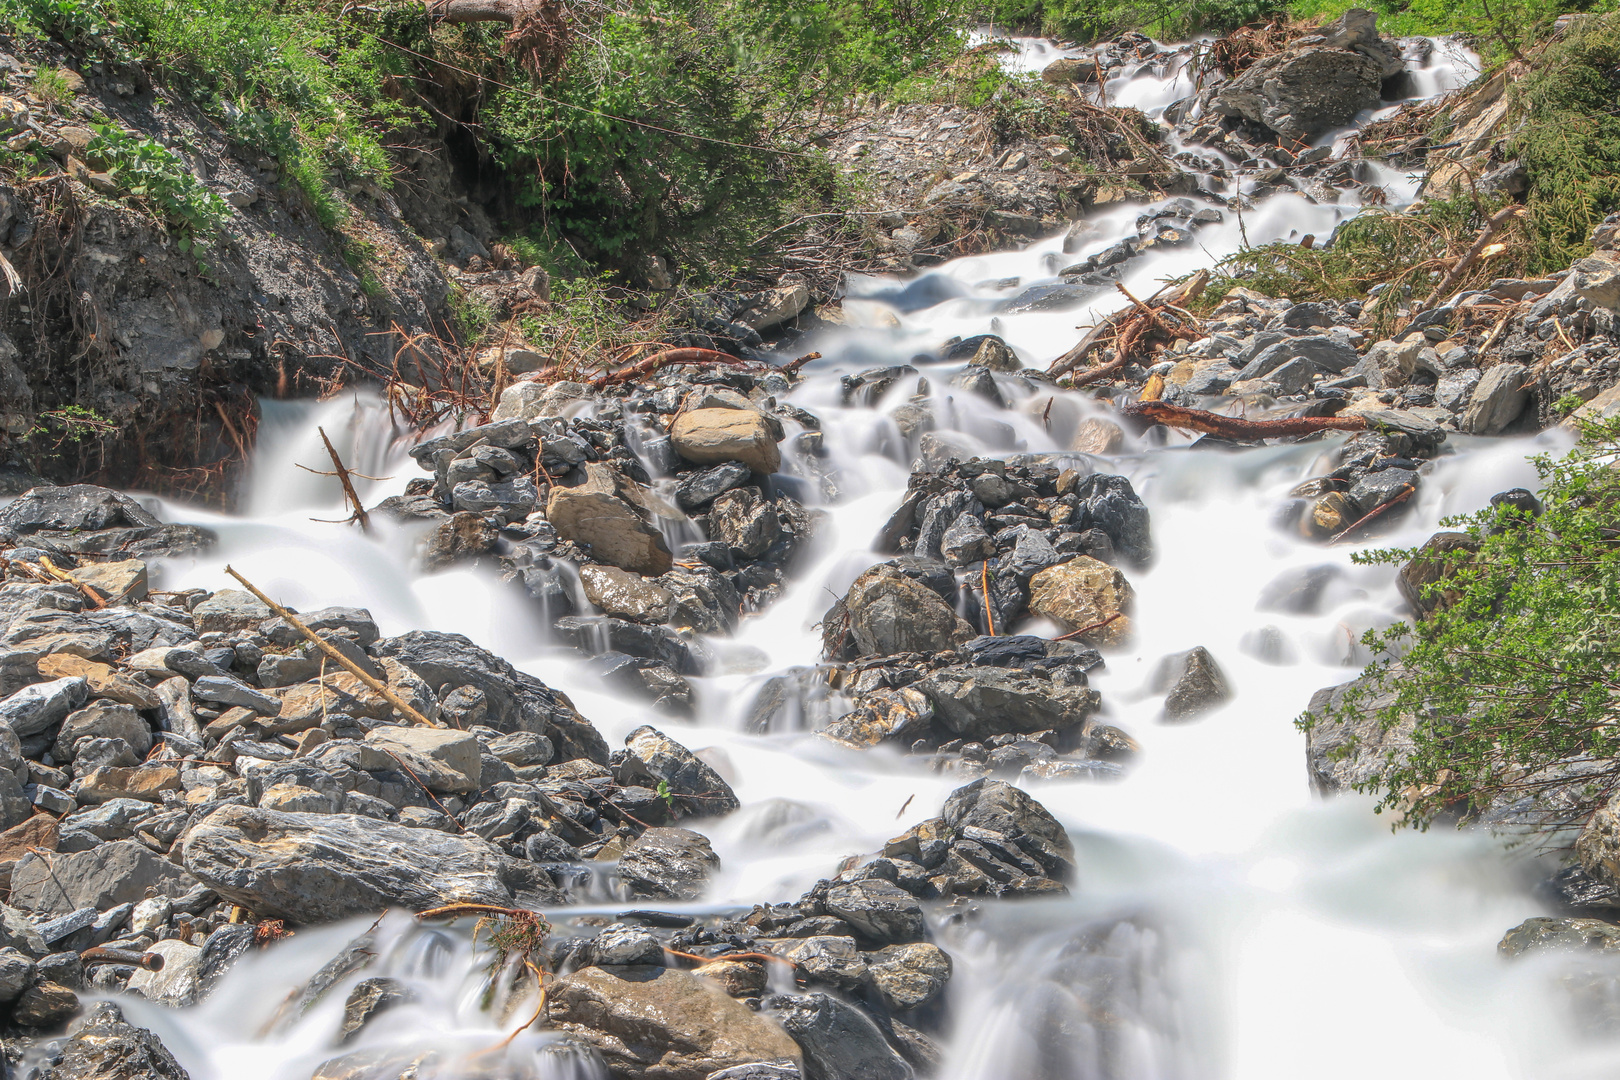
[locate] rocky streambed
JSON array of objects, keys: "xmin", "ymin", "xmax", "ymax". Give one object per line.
[{"xmin": 2, "ymin": 11, "xmax": 1620, "ymax": 1080}]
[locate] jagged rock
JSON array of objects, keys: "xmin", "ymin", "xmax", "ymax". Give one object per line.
[
  {"xmin": 1027, "ymin": 557, "xmax": 1133, "ymax": 647},
  {"xmin": 419, "ymin": 512, "xmax": 498, "ymax": 571},
  {"xmin": 364, "ymin": 726, "xmax": 483, "ymax": 793},
  {"xmin": 38, "ymin": 1001, "xmax": 187, "ymax": 1077},
  {"xmin": 821, "ymin": 687, "xmax": 933, "ymax": 748},
  {"xmin": 16, "ymin": 979, "xmax": 80, "ymax": 1028},
  {"xmin": 677, "ymin": 462, "xmax": 753, "ymax": 511},
  {"xmin": 548, "ymin": 965, "xmax": 802, "ymax": 1080},
  {"xmin": 823, "ymin": 880, "xmax": 925, "ymax": 945},
  {"xmin": 547, "ymin": 463, "xmax": 674, "ymax": 576},
  {"xmin": 126, "ymin": 939, "xmax": 201, "ymax": 1007},
  {"xmin": 619, "ymin": 725, "xmax": 740, "ymax": 818},
  {"xmin": 0, "ymin": 486, "xmax": 159, "ymax": 535},
  {"xmin": 339, "ymin": 977, "xmax": 413, "ymax": 1042},
  {"xmin": 371, "ymin": 630, "xmax": 604, "ymax": 761},
  {"xmin": 916, "ymin": 666, "xmax": 1098, "ymax": 739},
  {"xmin": 618, "ymin": 827, "xmax": 721, "ymax": 901},
  {"xmin": 1041, "ymin": 56, "xmax": 1097, "ymax": 83},
  {"xmin": 1397, "ymin": 531, "xmax": 1479, "ymax": 619},
  {"xmin": 1499, "ymin": 917, "xmax": 1620, "ymax": 958},
  {"xmin": 769, "ymin": 993, "xmax": 913, "ymax": 1080},
  {"xmin": 191, "ymin": 589, "xmax": 271, "ymax": 633},
  {"xmin": 181, "ymin": 805, "xmax": 562, "ymax": 924},
  {"xmin": 709, "ymin": 487, "xmax": 783, "ymax": 560},
  {"xmin": 671, "ymin": 409, "xmax": 782, "ymax": 475},
  {"xmin": 0, "ymin": 676, "xmax": 89, "ymax": 737},
  {"xmin": 1461, "ymin": 362, "xmax": 1529, "ymax": 434},
  {"xmin": 1153, "ymin": 646, "xmax": 1231, "ymax": 721},
  {"xmin": 1302, "ymin": 668, "xmax": 1413, "ymax": 795},
  {"xmin": 582, "ymin": 565, "xmax": 674, "ymax": 624},
  {"xmin": 1209, "ymin": 46, "xmax": 1384, "ymax": 141},
  {"xmin": 866, "ymin": 942, "xmax": 952, "ymax": 1011},
  {"xmin": 840, "ymin": 565, "xmax": 973, "ymax": 658},
  {"xmin": 944, "ymin": 778, "xmax": 1075, "ymax": 877},
  {"xmin": 0, "ymin": 946, "xmax": 34, "ymax": 1001}
]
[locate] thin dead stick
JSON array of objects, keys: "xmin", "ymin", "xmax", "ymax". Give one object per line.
[
  {"xmin": 319, "ymin": 426, "xmax": 370, "ymax": 532},
  {"xmin": 36, "ymin": 556, "xmax": 105, "ymax": 609},
  {"xmin": 379, "ymin": 748, "xmax": 466, "ymax": 830},
  {"xmin": 782, "ymin": 351, "xmax": 823, "ymax": 375},
  {"xmin": 1330, "ymin": 484, "xmax": 1416, "ymax": 543},
  {"xmin": 1054, "ymin": 612, "xmax": 1124, "ymax": 642},
  {"xmin": 1067, "ymin": 354, "xmax": 1131, "ymax": 388},
  {"xmin": 981, "ymin": 560, "xmax": 996, "ymax": 637},
  {"xmin": 223, "ymin": 565, "xmax": 442, "ymax": 728}
]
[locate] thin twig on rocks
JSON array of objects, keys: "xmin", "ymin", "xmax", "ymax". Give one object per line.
[
  {"xmin": 1330, "ymin": 484, "xmax": 1416, "ymax": 542},
  {"xmin": 311, "ymin": 426, "xmax": 372, "ymax": 531},
  {"xmin": 378, "ymin": 748, "xmax": 466, "ymax": 831},
  {"xmin": 1053, "ymin": 612, "xmax": 1124, "ymax": 642},
  {"xmin": 222, "ymin": 565, "xmax": 442, "ymax": 728}
]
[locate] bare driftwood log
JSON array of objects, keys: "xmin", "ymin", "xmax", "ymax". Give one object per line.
[
  {"xmin": 1124, "ymin": 400, "xmax": 1370, "ymax": 439},
  {"xmin": 425, "ymin": 0, "xmax": 530, "ymax": 23}
]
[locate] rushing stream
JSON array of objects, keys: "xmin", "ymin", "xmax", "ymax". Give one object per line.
[{"xmin": 67, "ymin": 34, "xmax": 1620, "ymax": 1080}]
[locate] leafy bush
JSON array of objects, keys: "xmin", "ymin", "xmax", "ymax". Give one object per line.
[
  {"xmin": 484, "ymin": 0, "xmax": 921, "ymax": 275},
  {"xmin": 87, "ymin": 122, "xmax": 229, "ymax": 250},
  {"xmin": 1302, "ymin": 417, "xmax": 1620, "ymax": 832}
]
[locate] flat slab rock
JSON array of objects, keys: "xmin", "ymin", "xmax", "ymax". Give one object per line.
[
  {"xmin": 548, "ymin": 964, "xmax": 802, "ymax": 1080},
  {"xmin": 181, "ymin": 805, "xmax": 563, "ymax": 925}
]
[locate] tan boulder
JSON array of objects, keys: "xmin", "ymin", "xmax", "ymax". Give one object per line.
[
  {"xmin": 1028, "ymin": 556, "xmax": 1134, "ymax": 647},
  {"xmin": 546, "ymin": 463, "xmax": 673, "ymax": 576},
  {"xmin": 548, "ymin": 965, "xmax": 801, "ymax": 1080},
  {"xmin": 670, "ymin": 409, "xmax": 781, "ymax": 474}
]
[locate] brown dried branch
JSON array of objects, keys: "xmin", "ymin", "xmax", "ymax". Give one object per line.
[{"xmin": 1124, "ymin": 400, "xmax": 1370, "ymax": 440}]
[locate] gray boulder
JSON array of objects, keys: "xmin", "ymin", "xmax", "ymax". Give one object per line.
[
  {"xmin": 618, "ymin": 827, "xmax": 720, "ymax": 901},
  {"xmin": 769, "ymin": 993, "xmax": 913, "ymax": 1080},
  {"xmin": 619, "ymin": 725, "xmax": 739, "ymax": 818},
  {"xmin": 181, "ymin": 805, "xmax": 562, "ymax": 924},
  {"xmin": 916, "ymin": 666, "xmax": 1098, "ymax": 740},
  {"xmin": 1210, "ymin": 46, "xmax": 1383, "ymax": 141},
  {"xmin": 841, "ymin": 565, "xmax": 972, "ymax": 658},
  {"xmin": 1152, "ymin": 646, "xmax": 1232, "ymax": 721},
  {"xmin": 39, "ymin": 1001, "xmax": 189, "ymax": 1079},
  {"xmin": 11, "ymin": 840, "xmax": 196, "ymax": 917}
]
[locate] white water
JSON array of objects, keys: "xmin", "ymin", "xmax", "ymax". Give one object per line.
[{"xmin": 80, "ymin": 39, "xmax": 1620, "ymax": 1080}]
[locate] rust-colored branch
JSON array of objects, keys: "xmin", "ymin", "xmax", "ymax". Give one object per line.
[
  {"xmin": 1124, "ymin": 400, "xmax": 1370, "ymax": 440},
  {"xmin": 1330, "ymin": 484, "xmax": 1416, "ymax": 542},
  {"xmin": 1053, "ymin": 612, "xmax": 1124, "ymax": 642},
  {"xmin": 417, "ymin": 903, "xmax": 535, "ymax": 921}
]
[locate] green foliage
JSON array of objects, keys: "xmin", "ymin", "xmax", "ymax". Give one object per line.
[
  {"xmin": 485, "ymin": 0, "xmax": 957, "ymax": 273},
  {"xmin": 87, "ymin": 122, "xmax": 229, "ymax": 249},
  {"xmin": 1204, "ymin": 196, "xmax": 1529, "ymax": 337},
  {"xmin": 26, "ymin": 404, "xmax": 115, "ymax": 444},
  {"xmin": 1511, "ymin": 13, "xmax": 1620, "ymax": 272},
  {"xmin": 1302, "ymin": 417, "xmax": 1620, "ymax": 832},
  {"xmin": 1, "ymin": 0, "xmax": 419, "ymax": 229},
  {"xmin": 31, "ymin": 66, "xmax": 71, "ymax": 110},
  {"xmin": 974, "ymin": 0, "xmax": 1280, "ymax": 42}
]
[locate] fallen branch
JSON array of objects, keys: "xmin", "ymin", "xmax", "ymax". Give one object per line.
[
  {"xmin": 36, "ymin": 556, "xmax": 105, "ymax": 609},
  {"xmin": 379, "ymin": 748, "xmax": 466, "ymax": 831},
  {"xmin": 664, "ymin": 947, "xmax": 798, "ymax": 972},
  {"xmin": 782, "ymin": 351, "xmax": 823, "ymax": 375},
  {"xmin": 1416, "ymin": 205, "xmax": 1524, "ymax": 312},
  {"xmin": 589, "ymin": 348, "xmax": 756, "ymax": 389},
  {"xmin": 1124, "ymin": 400, "xmax": 1370, "ymax": 440},
  {"xmin": 417, "ymin": 903, "xmax": 537, "ymax": 921},
  {"xmin": 223, "ymin": 565, "xmax": 442, "ymax": 728},
  {"xmin": 1066, "ymin": 354, "xmax": 1131, "ymax": 388},
  {"xmin": 318, "ymin": 426, "xmax": 370, "ymax": 532},
  {"xmin": 1330, "ymin": 484, "xmax": 1416, "ymax": 542}
]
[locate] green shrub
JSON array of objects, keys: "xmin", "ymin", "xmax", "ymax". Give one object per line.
[
  {"xmin": 1302, "ymin": 417, "xmax": 1620, "ymax": 833},
  {"xmin": 87, "ymin": 122, "xmax": 229, "ymax": 251},
  {"xmin": 1512, "ymin": 13, "xmax": 1620, "ymax": 271}
]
